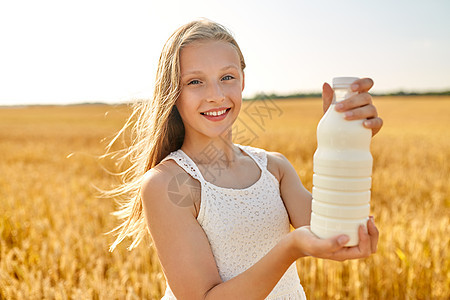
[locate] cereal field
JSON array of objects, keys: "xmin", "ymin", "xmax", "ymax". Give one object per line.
[{"xmin": 0, "ymin": 97, "xmax": 449, "ymax": 299}]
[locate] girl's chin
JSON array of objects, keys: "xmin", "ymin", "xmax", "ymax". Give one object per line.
[{"xmin": 197, "ymin": 126, "xmax": 233, "ymax": 140}]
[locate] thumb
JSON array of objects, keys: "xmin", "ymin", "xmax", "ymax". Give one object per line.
[
  {"xmin": 322, "ymin": 82, "xmax": 334, "ymax": 113},
  {"xmin": 326, "ymin": 234, "xmax": 350, "ymax": 252}
]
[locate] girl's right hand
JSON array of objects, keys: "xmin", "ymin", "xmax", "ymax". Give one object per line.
[{"xmin": 289, "ymin": 217, "xmax": 379, "ymax": 261}]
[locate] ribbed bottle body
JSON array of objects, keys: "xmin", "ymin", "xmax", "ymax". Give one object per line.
[{"xmin": 311, "ymin": 77, "xmax": 372, "ymax": 246}]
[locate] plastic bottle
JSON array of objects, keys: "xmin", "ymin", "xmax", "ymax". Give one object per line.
[{"xmin": 310, "ymin": 77, "xmax": 372, "ymax": 246}]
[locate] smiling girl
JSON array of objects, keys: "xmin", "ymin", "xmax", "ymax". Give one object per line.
[{"xmin": 107, "ymin": 19, "xmax": 382, "ymax": 299}]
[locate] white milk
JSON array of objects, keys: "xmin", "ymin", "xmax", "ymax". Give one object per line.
[{"xmin": 310, "ymin": 77, "xmax": 373, "ymax": 246}]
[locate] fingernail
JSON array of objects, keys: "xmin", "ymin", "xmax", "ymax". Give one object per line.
[
  {"xmin": 364, "ymin": 120, "xmax": 370, "ymax": 127},
  {"xmin": 344, "ymin": 111, "xmax": 353, "ymax": 118},
  {"xmin": 338, "ymin": 235, "xmax": 349, "ymax": 245},
  {"xmin": 335, "ymin": 103, "xmax": 344, "ymax": 110},
  {"xmin": 351, "ymin": 83, "xmax": 359, "ymax": 91},
  {"xmin": 370, "ymin": 217, "xmax": 375, "ymax": 225},
  {"xmin": 361, "ymin": 224, "xmax": 368, "ymax": 234}
]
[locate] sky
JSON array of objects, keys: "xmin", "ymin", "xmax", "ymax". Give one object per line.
[{"xmin": 1, "ymin": 0, "xmax": 449, "ymax": 106}]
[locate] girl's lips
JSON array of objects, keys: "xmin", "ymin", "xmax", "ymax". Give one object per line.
[{"xmin": 200, "ymin": 108, "xmax": 231, "ymax": 122}]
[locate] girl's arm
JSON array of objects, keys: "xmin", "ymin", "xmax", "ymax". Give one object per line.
[{"xmin": 267, "ymin": 152, "xmax": 312, "ymax": 228}]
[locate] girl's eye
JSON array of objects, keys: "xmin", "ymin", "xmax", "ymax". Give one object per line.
[
  {"xmin": 188, "ymin": 80, "xmax": 201, "ymax": 85},
  {"xmin": 222, "ymin": 75, "xmax": 234, "ymax": 81}
]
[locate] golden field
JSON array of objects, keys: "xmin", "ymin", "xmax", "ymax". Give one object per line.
[{"xmin": 0, "ymin": 97, "xmax": 449, "ymax": 299}]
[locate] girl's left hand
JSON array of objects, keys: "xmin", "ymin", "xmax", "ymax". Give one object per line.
[
  {"xmin": 322, "ymin": 78, "xmax": 383, "ymax": 136},
  {"xmin": 291, "ymin": 216, "xmax": 379, "ymax": 262}
]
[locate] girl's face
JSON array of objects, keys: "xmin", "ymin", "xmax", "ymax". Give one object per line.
[{"xmin": 176, "ymin": 40, "xmax": 244, "ymax": 140}]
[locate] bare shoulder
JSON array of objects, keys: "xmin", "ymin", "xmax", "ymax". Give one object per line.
[
  {"xmin": 141, "ymin": 159, "xmax": 200, "ymax": 216},
  {"xmin": 141, "ymin": 159, "xmax": 180, "ymax": 199},
  {"xmin": 266, "ymin": 151, "xmax": 291, "ymax": 182}
]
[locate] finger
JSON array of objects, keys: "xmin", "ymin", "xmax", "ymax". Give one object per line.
[
  {"xmin": 321, "ymin": 235, "xmax": 350, "ymax": 252},
  {"xmin": 367, "ymin": 216, "xmax": 379, "ymax": 253},
  {"xmin": 335, "ymin": 93, "xmax": 373, "ymax": 112},
  {"xmin": 357, "ymin": 224, "xmax": 372, "ymax": 258},
  {"xmin": 311, "ymin": 234, "xmax": 349, "ymax": 257},
  {"xmin": 343, "ymin": 105, "xmax": 378, "ymax": 121},
  {"xmin": 363, "ymin": 117, "xmax": 383, "ymax": 137},
  {"xmin": 327, "ymin": 224, "xmax": 374, "ymax": 261},
  {"xmin": 322, "ymin": 82, "xmax": 334, "ymax": 113},
  {"xmin": 328, "ymin": 242, "xmax": 362, "ymax": 261},
  {"xmin": 351, "ymin": 78, "xmax": 374, "ymax": 93}
]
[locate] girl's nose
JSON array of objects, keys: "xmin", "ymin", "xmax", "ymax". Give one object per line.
[{"xmin": 206, "ymin": 81, "xmax": 225, "ymax": 103}]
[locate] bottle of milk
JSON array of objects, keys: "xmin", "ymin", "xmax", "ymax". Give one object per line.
[{"xmin": 310, "ymin": 77, "xmax": 372, "ymax": 247}]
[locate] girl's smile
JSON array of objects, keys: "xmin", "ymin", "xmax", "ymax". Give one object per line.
[{"xmin": 200, "ymin": 107, "xmax": 232, "ymax": 121}]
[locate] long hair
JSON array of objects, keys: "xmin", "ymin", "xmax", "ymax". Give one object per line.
[{"xmin": 106, "ymin": 19, "xmax": 246, "ymax": 251}]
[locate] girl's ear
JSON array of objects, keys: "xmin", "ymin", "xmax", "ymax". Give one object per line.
[{"xmin": 241, "ymin": 71, "xmax": 245, "ymax": 91}]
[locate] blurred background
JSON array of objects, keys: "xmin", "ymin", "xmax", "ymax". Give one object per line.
[{"xmin": 0, "ymin": 1, "xmax": 449, "ymax": 299}]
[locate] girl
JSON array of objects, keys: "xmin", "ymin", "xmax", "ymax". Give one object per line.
[{"xmin": 107, "ymin": 19, "xmax": 382, "ymax": 299}]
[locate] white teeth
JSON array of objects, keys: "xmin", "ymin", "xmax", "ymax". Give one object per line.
[{"xmin": 203, "ymin": 109, "xmax": 227, "ymax": 116}]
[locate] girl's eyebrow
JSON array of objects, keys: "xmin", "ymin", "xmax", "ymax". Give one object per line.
[
  {"xmin": 181, "ymin": 70, "xmax": 203, "ymax": 78},
  {"xmin": 220, "ymin": 64, "xmax": 239, "ymax": 71},
  {"xmin": 181, "ymin": 64, "xmax": 240, "ymax": 78}
]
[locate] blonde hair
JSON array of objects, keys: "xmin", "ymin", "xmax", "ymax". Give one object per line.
[{"xmin": 106, "ymin": 19, "xmax": 246, "ymax": 251}]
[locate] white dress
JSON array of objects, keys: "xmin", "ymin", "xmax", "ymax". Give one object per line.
[{"xmin": 160, "ymin": 144, "xmax": 306, "ymax": 299}]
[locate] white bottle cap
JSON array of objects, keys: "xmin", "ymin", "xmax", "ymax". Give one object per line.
[{"xmin": 332, "ymin": 77, "xmax": 360, "ymax": 88}]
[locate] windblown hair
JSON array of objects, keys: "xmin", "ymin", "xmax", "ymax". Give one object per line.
[{"xmin": 106, "ymin": 19, "xmax": 246, "ymax": 251}]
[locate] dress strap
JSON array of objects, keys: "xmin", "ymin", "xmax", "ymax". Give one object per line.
[
  {"xmin": 161, "ymin": 145, "xmax": 268, "ymax": 182},
  {"xmin": 161, "ymin": 150, "xmax": 206, "ymax": 184},
  {"xmin": 236, "ymin": 144, "xmax": 268, "ymax": 170}
]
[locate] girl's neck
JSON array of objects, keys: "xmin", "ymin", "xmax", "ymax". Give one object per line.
[{"xmin": 180, "ymin": 131, "xmax": 240, "ymax": 167}]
